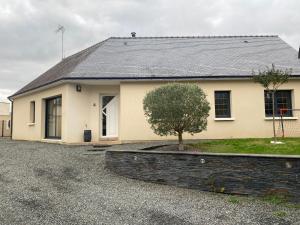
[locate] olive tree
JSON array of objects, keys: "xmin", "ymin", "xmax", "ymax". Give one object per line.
[
  {"xmin": 252, "ymin": 64, "xmax": 291, "ymax": 143},
  {"xmin": 143, "ymin": 83, "xmax": 210, "ymax": 150}
]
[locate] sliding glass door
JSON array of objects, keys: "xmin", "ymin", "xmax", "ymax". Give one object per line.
[{"xmin": 45, "ymin": 96, "xmax": 62, "ymax": 139}]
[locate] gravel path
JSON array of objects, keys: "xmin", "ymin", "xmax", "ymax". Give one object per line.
[{"xmin": 0, "ymin": 138, "xmax": 299, "ymax": 225}]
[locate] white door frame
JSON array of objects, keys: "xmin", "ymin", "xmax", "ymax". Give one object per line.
[{"xmin": 100, "ymin": 94, "xmax": 119, "ymax": 138}]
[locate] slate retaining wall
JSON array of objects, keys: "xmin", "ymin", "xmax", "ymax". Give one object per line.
[{"xmin": 105, "ymin": 150, "xmax": 300, "ymax": 202}]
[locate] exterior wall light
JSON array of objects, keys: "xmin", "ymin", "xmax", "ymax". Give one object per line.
[
  {"xmin": 200, "ymin": 159, "xmax": 206, "ymax": 164},
  {"xmin": 76, "ymin": 84, "xmax": 82, "ymax": 92}
]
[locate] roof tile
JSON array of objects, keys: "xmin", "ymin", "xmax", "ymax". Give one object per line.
[{"xmin": 12, "ymin": 35, "xmax": 300, "ymax": 98}]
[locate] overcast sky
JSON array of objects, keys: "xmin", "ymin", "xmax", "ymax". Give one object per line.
[{"xmin": 0, "ymin": 0, "xmax": 299, "ymax": 101}]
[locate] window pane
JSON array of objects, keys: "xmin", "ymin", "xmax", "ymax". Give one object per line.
[
  {"xmin": 102, "ymin": 96, "xmax": 114, "ymax": 136},
  {"xmin": 264, "ymin": 91, "xmax": 273, "ymax": 117},
  {"xmin": 102, "ymin": 96, "xmax": 114, "ymax": 108},
  {"xmin": 47, "ymin": 100, "xmax": 55, "ymax": 137},
  {"xmin": 30, "ymin": 101, "xmax": 35, "ymax": 123},
  {"xmin": 264, "ymin": 90, "xmax": 292, "ymax": 117},
  {"xmin": 56, "ymin": 99, "xmax": 62, "ymax": 137},
  {"xmin": 215, "ymin": 91, "xmax": 231, "ymax": 118},
  {"xmin": 46, "ymin": 96, "xmax": 62, "ymax": 138}
]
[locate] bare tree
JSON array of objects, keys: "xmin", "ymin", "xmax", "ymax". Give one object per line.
[{"xmin": 252, "ymin": 64, "xmax": 291, "ymax": 143}]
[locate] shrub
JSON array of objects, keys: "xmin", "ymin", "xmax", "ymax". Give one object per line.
[{"xmin": 143, "ymin": 83, "xmax": 210, "ymax": 150}]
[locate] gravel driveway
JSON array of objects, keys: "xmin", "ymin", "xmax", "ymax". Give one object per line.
[{"xmin": 0, "ymin": 138, "xmax": 299, "ymax": 225}]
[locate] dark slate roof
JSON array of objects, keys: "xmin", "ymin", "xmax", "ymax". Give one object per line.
[{"xmin": 12, "ymin": 35, "xmax": 300, "ymax": 98}]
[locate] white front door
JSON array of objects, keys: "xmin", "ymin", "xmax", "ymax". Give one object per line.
[{"xmin": 101, "ymin": 95, "xmax": 119, "ymax": 137}]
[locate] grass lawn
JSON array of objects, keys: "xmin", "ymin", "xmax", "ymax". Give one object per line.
[{"xmin": 190, "ymin": 138, "xmax": 300, "ymax": 155}]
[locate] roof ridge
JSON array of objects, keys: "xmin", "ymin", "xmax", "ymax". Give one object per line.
[
  {"xmin": 30, "ymin": 37, "xmax": 110, "ymax": 80},
  {"xmin": 9, "ymin": 38, "xmax": 111, "ymax": 99},
  {"xmin": 11, "ymin": 34, "xmax": 300, "ymax": 100},
  {"xmin": 63, "ymin": 37, "xmax": 111, "ymax": 78},
  {"xmin": 110, "ymin": 35, "xmax": 279, "ymax": 39},
  {"xmin": 61, "ymin": 37, "xmax": 111, "ymax": 62}
]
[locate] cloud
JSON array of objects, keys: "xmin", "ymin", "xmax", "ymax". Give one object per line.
[
  {"xmin": 0, "ymin": 0, "xmax": 299, "ymax": 100},
  {"xmin": 0, "ymin": 89, "xmax": 14, "ymax": 102}
]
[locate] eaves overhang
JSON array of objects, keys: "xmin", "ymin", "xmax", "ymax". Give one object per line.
[{"xmin": 8, "ymin": 74, "xmax": 300, "ymax": 100}]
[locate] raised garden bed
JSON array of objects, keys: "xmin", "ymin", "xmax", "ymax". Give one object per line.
[{"xmin": 105, "ymin": 149, "xmax": 300, "ymax": 203}]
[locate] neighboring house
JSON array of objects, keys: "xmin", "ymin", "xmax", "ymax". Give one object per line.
[
  {"xmin": 0, "ymin": 102, "xmax": 11, "ymax": 137},
  {"xmin": 8, "ymin": 35, "xmax": 300, "ymax": 144}
]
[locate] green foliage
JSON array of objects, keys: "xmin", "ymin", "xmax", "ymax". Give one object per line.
[
  {"xmin": 143, "ymin": 83, "xmax": 210, "ymax": 138},
  {"xmin": 263, "ymin": 193, "xmax": 289, "ymax": 205},
  {"xmin": 252, "ymin": 64, "xmax": 291, "ymax": 90},
  {"xmin": 286, "ymin": 203, "xmax": 300, "ymax": 209},
  {"xmin": 262, "ymin": 193, "xmax": 300, "ymax": 209},
  {"xmin": 228, "ymin": 196, "xmax": 240, "ymax": 204},
  {"xmin": 273, "ymin": 211, "xmax": 287, "ymax": 218}
]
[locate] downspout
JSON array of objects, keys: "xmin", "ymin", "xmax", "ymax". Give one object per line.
[{"xmin": 9, "ymin": 98, "xmax": 13, "ymax": 139}]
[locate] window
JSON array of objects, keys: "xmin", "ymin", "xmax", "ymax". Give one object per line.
[
  {"xmin": 264, "ymin": 90, "xmax": 292, "ymax": 117},
  {"xmin": 215, "ymin": 91, "xmax": 231, "ymax": 118},
  {"xmin": 30, "ymin": 101, "xmax": 35, "ymax": 123},
  {"xmin": 45, "ymin": 96, "xmax": 62, "ymax": 139}
]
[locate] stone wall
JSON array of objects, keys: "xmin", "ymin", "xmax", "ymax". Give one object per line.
[{"xmin": 105, "ymin": 150, "xmax": 300, "ymax": 202}]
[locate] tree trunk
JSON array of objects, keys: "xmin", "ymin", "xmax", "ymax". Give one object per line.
[
  {"xmin": 178, "ymin": 132, "xmax": 184, "ymax": 151},
  {"xmin": 272, "ymin": 91, "xmax": 277, "ymax": 143}
]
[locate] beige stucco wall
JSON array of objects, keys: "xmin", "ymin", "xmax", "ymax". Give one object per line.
[
  {"xmin": 12, "ymin": 84, "xmax": 68, "ymax": 141},
  {"xmin": 0, "ymin": 102, "xmax": 11, "ymax": 137},
  {"xmin": 119, "ymin": 80, "xmax": 300, "ymax": 141},
  {"xmin": 0, "ymin": 102, "xmax": 10, "ymax": 116},
  {"xmin": 12, "ymin": 83, "xmax": 119, "ymax": 143},
  {"xmin": 63, "ymin": 84, "xmax": 119, "ymax": 143},
  {"xmin": 12, "ymin": 79, "xmax": 300, "ymax": 143},
  {"xmin": 0, "ymin": 115, "xmax": 10, "ymax": 121},
  {"xmin": 0, "ymin": 119, "xmax": 11, "ymax": 137}
]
